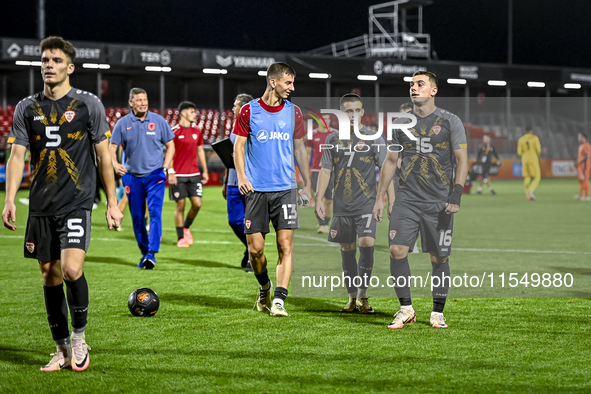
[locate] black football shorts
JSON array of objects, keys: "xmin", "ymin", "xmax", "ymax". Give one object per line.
[
  {"xmin": 169, "ymin": 175, "xmax": 203, "ymax": 201},
  {"xmin": 244, "ymin": 189, "xmax": 299, "ymax": 234},
  {"xmin": 24, "ymin": 208, "xmax": 92, "ymax": 261},
  {"xmin": 388, "ymin": 200, "xmax": 454, "ymax": 257},
  {"xmin": 328, "ymin": 214, "xmax": 378, "ymax": 244}
]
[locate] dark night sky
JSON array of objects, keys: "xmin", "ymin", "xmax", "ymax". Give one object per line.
[{"xmin": 1, "ymin": 0, "xmax": 591, "ymax": 68}]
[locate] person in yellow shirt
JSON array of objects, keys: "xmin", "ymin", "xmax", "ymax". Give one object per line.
[{"xmin": 517, "ymin": 126, "xmax": 541, "ymax": 200}]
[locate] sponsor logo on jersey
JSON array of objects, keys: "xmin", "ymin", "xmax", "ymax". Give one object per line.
[
  {"xmin": 330, "ymin": 229, "xmax": 337, "ymax": 238},
  {"xmin": 245, "ymin": 220, "xmax": 251, "ymax": 229},
  {"xmin": 256, "ymin": 130, "xmax": 269, "ymax": 143},
  {"xmin": 64, "ymin": 110, "xmax": 76, "ymax": 123},
  {"xmin": 146, "ymin": 132, "xmax": 156, "ymax": 135},
  {"xmin": 269, "ymin": 131, "xmax": 289, "ymax": 141},
  {"xmin": 389, "ymin": 230, "xmax": 397, "ymax": 240},
  {"xmin": 148, "ymin": 122, "xmax": 156, "ymax": 131},
  {"xmin": 178, "ymin": 135, "xmax": 185, "ymax": 139},
  {"xmin": 68, "ymin": 239, "xmax": 81, "ymax": 243},
  {"xmin": 126, "ymin": 126, "xmax": 133, "ymax": 130},
  {"xmin": 278, "ymin": 120, "xmax": 286, "ymax": 129},
  {"xmin": 33, "ymin": 115, "xmax": 45, "ymax": 121},
  {"xmin": 432, "ymin": 125, "xmax": 442, "ymax": 135},
  {"xmin": 26, "ymin": 242, "xmax": 35, "ymax": 253}
]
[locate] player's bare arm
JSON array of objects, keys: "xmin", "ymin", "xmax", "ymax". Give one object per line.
[
  {"xmin": 167, "ymin": 158, "xmax": 177, "ymax": 185},
  {"xmin": 2, "ymin": 144, "xmax": 27, "ymax": 230},
  {"xmin": 109, "ymin": 142, "xmax": 127, "ymax": 176},
  {"xmin": 233, "ymin": 135, "xmax": 253, "ymax": 195},
  {"xmin": 314, "ymin": 168, "xmax": 331, "ymax": 220},
  {"xmin": 293, "ymin": 137, "xmax": 312, "ymax": 201},
  {"xmin": 163, "ymin": 139, "xmax": 177, "ymax": 185},
  {"xmin": 197, "ymin": 145, "xmax": 209, "ymax": 184},
  {"xmin": 445, "ymin": 148, "xmax": 468, "ymax": 214},
  {"xmin": 386, "ymin": 178, "xmax": 396, "ymax": 219},
  {"xmin": 95, "ymin": 139, "xmax": 124, "ymax": 229},
  {"xmin": 373, "ymin": 150, "xmax": 398, "ymax": 222}
]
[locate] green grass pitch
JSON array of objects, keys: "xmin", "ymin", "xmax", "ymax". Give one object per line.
[{"xmin": 0, "ymin": 178, "xmax": 590, "ymax": 393}]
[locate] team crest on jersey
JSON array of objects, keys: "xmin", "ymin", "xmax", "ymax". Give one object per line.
[
  {"xmin": 330, "ymin": 229, "xmax": 338, "ymax": 238},
  {"xmin": 278, "ymin": 120, "xmax": 286, "ymax": 129},
  {"xmin": 245, "ymin": 220, "xmax": 251, "ymax": 229},
  {"xmin": 432, "ymin": 125, "xmax": 442, "ymax": 135},
  {"xmin": 26, "ymin": 242, "xmax": 35, "ymax": 253},
  {"xmin": 355, "ymin": 141, "xmax": 366, "ymax": 150},
  {"xmin": 389, "ymin": 230, "xmax": 397, "ymax": 240},
  {"xmin": 192, "ymin": 134, "xmax": 197, "ymax": 140},
  {"xmin": 64, "ymin": 110, "xmax": 76, "ymax": 123},
  {"xmin": 148, "ymin": 122, "xmax": 156, "ymax": 131}
]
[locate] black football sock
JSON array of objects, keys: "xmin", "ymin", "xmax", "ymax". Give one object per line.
[
  {"xmin": 43, "ymin": 283, "xmax": 70, "ymax": 341},
  {"xmin": 255, "ymin": 270, "xmax": 270, "ymax": 289},
  {"xmin": 183, "ymin": 217, "xmax": 194, "ymax": 229},
  {"xmin": 341, "ymin": 249, "xmax": 358, "ymax": 295},
  {"xmin": 390, "ymin": 256, "xmax": 412, "ymax": 306},
  {"xmin": 176, "ymin": 226, "xmax": 184, "ymax": 240},
  {"xmin": 274, "ymin": 287, "xmax": 288, "ymax": 305},
  {"xmin": 432, "ymin": 259, "xmax": 450, "ymax": 313},
  {"xmin": 65, "ymin": 274, "xmax": 89, "ymax": 332},
  {"xmin": 357, "ymin": 246, "xmax": 375, "ymax": 296}
]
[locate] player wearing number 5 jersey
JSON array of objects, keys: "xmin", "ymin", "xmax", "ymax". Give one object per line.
[
  {"xmin": 517, "ymin": 126, "xmax": 542, "ymax": 200},
  {"xmin": 233, "ymin": 62, "xmax": 312, "ymax": 317},
  {"xmin": 315, "ymin": 94, "xmax": 394, "ymax": 314},
  {"xmin": 2, "ymin": 37, "xmax": 123, "ymax": 371},
  {"xmin": 373, "ymin": 71, "xmax": 468, "ymax": 329}
]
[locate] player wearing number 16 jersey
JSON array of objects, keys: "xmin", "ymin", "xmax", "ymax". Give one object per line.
[
  {"xmin": 373, "ymin": 71, "xmax": 468, "ymax": 329},
  {"xmin": 315, "ymin": 94, "xmax": 394, "ymax": 314},
  {"xmin": 2, "ymin": 37, "xmax": 122, "ymax": 371}
]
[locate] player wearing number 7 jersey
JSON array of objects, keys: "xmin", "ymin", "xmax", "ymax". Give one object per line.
[
  {"xmin": 2, "ymin": 37, "xmax": 123, "ymax": 371},
  {"xmin": 373, "ymin": 71, "xmax": 468, "ymax": 329},
  {"xmin": 315, "ymin": 94, "xmax": 394, "ymax": 314},
  {"xmin": 233, "ymin": 62, "xmax": 312, "ymax": 317}
]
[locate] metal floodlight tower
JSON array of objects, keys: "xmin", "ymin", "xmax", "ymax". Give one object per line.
[
  {"xmin": 368, "ymin": 0, "xmax": 432, "ymax": 59},
  {"xmin": 305, "ymin": 0, "xmax": 432, "ymax": 59}
]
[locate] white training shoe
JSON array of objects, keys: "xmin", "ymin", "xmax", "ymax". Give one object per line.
[
  {"xmin": 430, "ymin": 312, "xmax": 448, "ymax": 328},
  {"xmin": 40, "ymin": 345, "xmax": 71, "ymax": 371},
  {"xmin": 255, "ymin": 282, "xmax": 273, "ymax": 312},
  {"xmin": 269, "ymin": 302, "xmax": 289, "ymax": 317},
  {"xmin": 71, "ymin": 336, "xmax": 91, "ymax": 371}
]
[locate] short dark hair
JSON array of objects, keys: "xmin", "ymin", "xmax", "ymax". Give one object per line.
[
  {"xmin": 267, "ymin": 62, "xmax": 296, "ymax": 83},
  {"xmin": 178, "ymin": 101, "xmax": 196, "ymax": 112},
  {"xmin": 235, "ymin": 93, "xmax": 254, "ymax": 108},
  {"xmin": 129, "ymin": 87, "xmax": 147, "ymax": 101},
  {"xmin": 40, "ymin": 36, "xmax": 76, "ymax": 63},
  {"xmin": 413, "ymin": 71, "xmax": 438, "ymax": 88},
  {"xmin": 340, "ymin": 93, "xmax": 363, "ymax": 108},
  {"xmin": 525, "ymin": 125, "xmax": 533, "ymax": 133}
]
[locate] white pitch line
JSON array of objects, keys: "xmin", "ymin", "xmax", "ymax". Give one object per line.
[
  {"xmin": 455, "ymin": 247, "xmax": 591, "ymax": 255},
  {"xmin": 1, "ymin": 235, "xmax": 586, "ymax": 253}
]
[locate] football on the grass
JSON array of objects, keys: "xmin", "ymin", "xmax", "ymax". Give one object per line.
[{"xmin": 128, "ymin": 288, "xmax": 159, "ymax": 317}]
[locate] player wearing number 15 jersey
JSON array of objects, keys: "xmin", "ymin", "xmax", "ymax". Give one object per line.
[
  {"xmin": 2, "ymin": 37, "xmax": 122, "ymax": 372},
  {"xmin": 373, "ymin": 71, "xmax": 468, "ymax": 329},
  {"xmin": 315, "ymin": 94, "xmax": 394, "ymax": 314}
]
